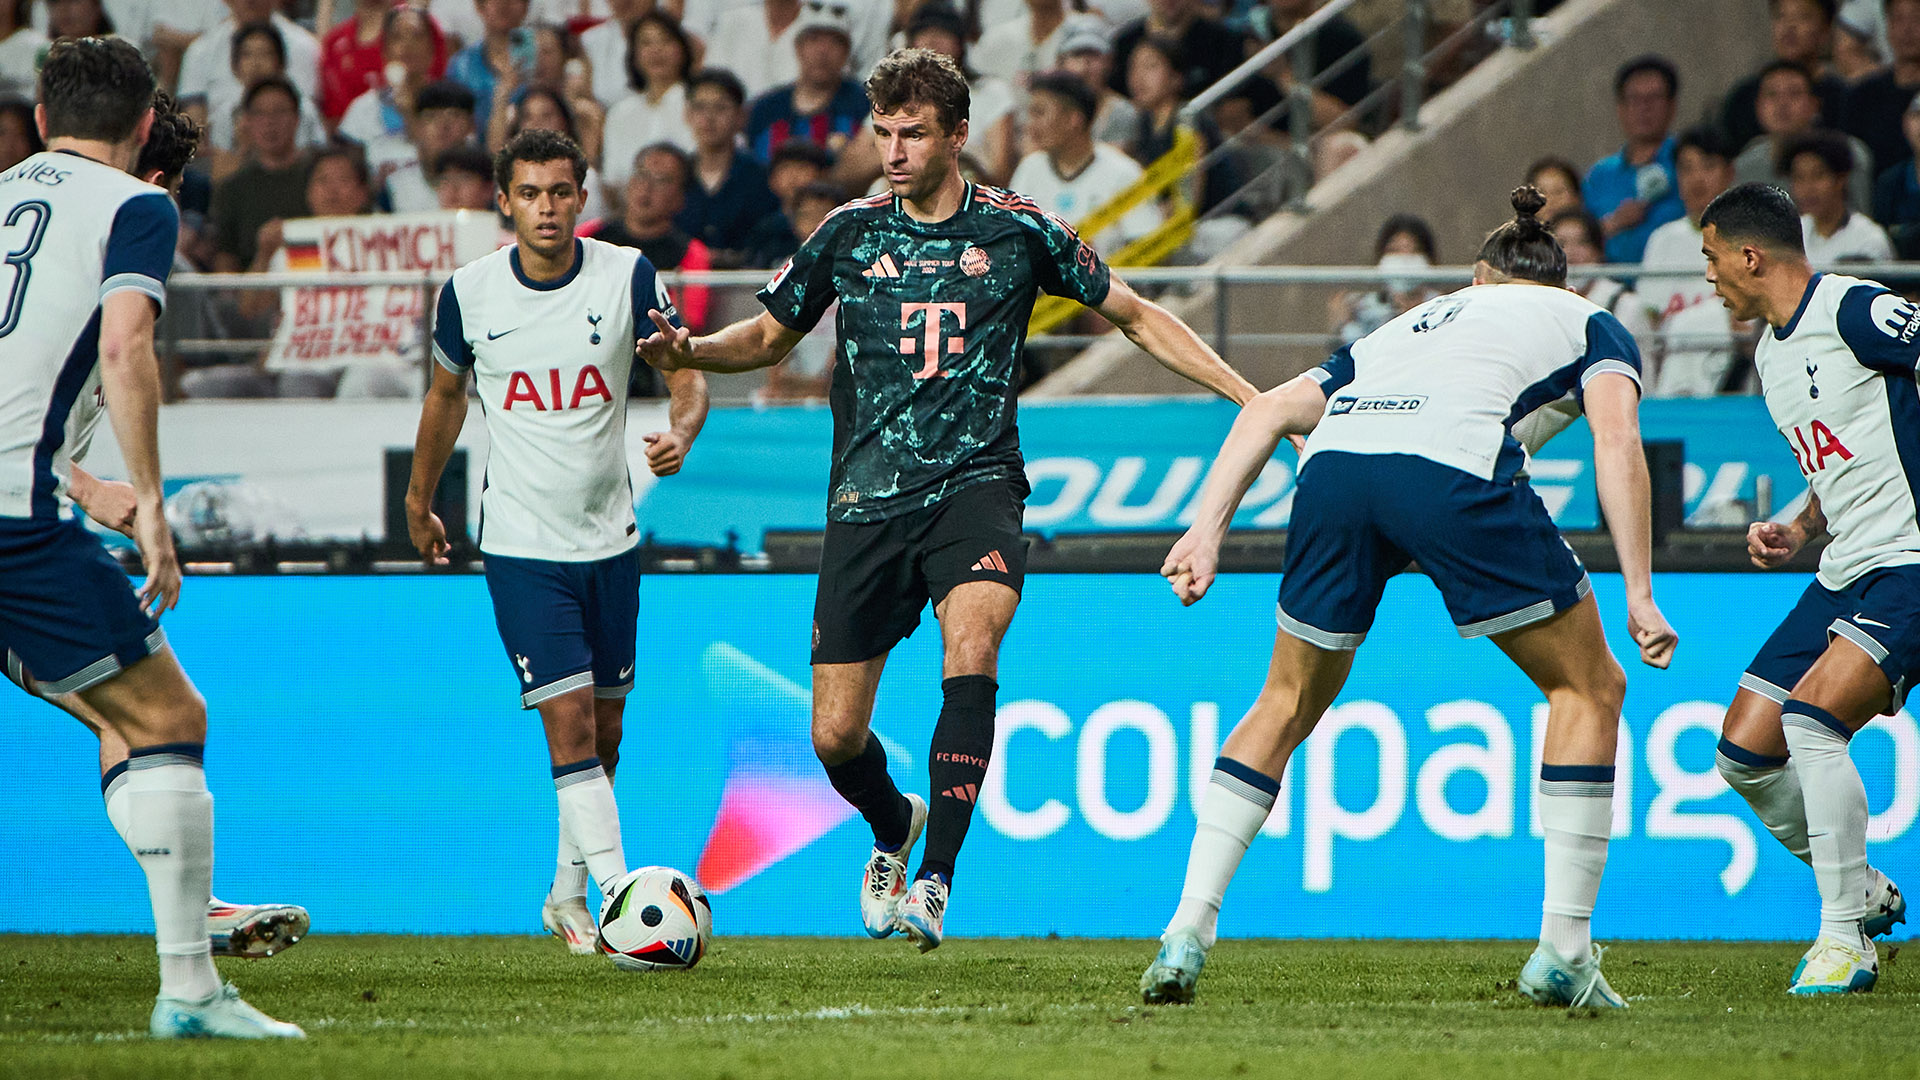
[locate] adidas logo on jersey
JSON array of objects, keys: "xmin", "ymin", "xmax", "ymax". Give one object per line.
[
  {"xmin": 970, "ymin": 550, "xmax": 1009, "ymax": 574},
  {"xmin": 862, "ymin": 254, "xmax": 902, "ymax": 278}
]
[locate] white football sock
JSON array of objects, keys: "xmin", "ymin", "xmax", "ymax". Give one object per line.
[
  {"xmin": 1167, "ymin": 758, "xmax": 1279, "ymax": 949},
  {"xmin": 1538, "ymin": 768, "xmax": 1614, "ymax": 959},
  {"xmin": 120, "ymin": 748, "xmax": 221, "ymax": 1003},
  {"xmin": 102, "ymin": 763, "xmax": 133, "ymax": 847},
  {"xmin": 554, "ymin": 760, "xmax": 627, "ymax": 900},
  {"xmin": 1715, "ymin": 740, "xmax": 1812, "ymax": 864},
  {"xmin": 549, "ymin": 829, "xmax": 589, "ymax": 904},
  {"xmin": 1782, "ymin": 703, "xmax": 1870, "ymax": 945}
]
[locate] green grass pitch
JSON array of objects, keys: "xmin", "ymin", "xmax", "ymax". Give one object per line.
[{"xmin": 1, "ymin": 935, "xmax": 1913, "ymax": 1079}]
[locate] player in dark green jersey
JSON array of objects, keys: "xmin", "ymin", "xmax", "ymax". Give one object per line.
[{"xmin": 640, "ymin": 48, "xmax": 1255, "ymax": 952}]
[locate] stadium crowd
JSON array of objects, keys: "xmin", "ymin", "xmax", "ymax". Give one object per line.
[
  {"xmin": 1343, "ymin": 0, "xmax": 1920, "ymax": 398},
  {"xmin": 0, "ymin": 0, "xmax": 1911, "ymax": 400}
]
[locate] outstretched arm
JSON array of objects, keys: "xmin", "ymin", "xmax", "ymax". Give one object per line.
[
  {"xmin": 1097, "ymin": 277, "xmax": 1258, "ymax": 406},
  {"xmin": 1586, "ymin": 372, "xmax": 1677, "ymax": 668},
  {"xmin": 638, "ymin": 309, "xmax": 806, "ymax": 375},
  {"xmin": 1161, "ymin": 374, "xmax": 1330, "ymax": 605}
]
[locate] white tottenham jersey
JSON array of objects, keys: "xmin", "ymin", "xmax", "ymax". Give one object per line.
[
  {"xmin": 433, "ymin": 237, "xmax": 680, "ymax": 561},
  {"xmin": 1755, "ymin": 272, "xmax": 1920, "ymax": 590},
  {"xmin": 1302, "ymin": 283, "xmax": 1642, "ymax": 483},
  {"xmin": 0, "ymin": 151, "xmax": 176, "ymax": 520}
]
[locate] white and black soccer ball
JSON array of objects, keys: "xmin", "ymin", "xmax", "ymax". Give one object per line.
[{"xmin": 599, "ymin": 866, "xmax": 713, "ymax": 971}]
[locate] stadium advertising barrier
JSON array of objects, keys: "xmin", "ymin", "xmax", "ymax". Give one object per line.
[
  {"xmin": 6, "ymin": 573, "xmax": 1912, "ymax": 939},
  {"xmin": 88, "ymin": 397, "xmax": 1795, "ymax": 546}
]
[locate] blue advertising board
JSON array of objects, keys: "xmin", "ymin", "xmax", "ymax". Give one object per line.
[
  {"xmin": 634, "ymin": 398, "xmax": 1799, "ymax": 546},
  {"xmin": 3, "ymin": 572, "xmax": 1911, "ymax": 939}
]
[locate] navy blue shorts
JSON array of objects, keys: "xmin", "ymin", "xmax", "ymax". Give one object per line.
[
  {"xmin": 1276, "ymin": 452, "xmax": 1591, "ymax": 649},
  {"xmin": 1741, "ymin": 565, "xmax": 1920, "ymax": 709},
  {"xmin": 483, "ymin": 548, "xmax": 640, "ymax": 709},
  {"xmin": 0, "ymin": 516, "xmax": 164, "ymax": 695}
]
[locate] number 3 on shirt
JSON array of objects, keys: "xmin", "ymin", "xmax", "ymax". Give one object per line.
[{"xmin": 0, "ymin": 200, "xmax": 51, "ymax": 338}]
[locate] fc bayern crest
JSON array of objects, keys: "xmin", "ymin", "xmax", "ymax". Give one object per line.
[{"xmin": 960, "ymin": 245, "xmax": 990, "ymax": 277}]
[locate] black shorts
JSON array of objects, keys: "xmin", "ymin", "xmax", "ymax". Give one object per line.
[{"xmin": 812, "ymin": 480, "xmax": 1028, "ymax": 665}]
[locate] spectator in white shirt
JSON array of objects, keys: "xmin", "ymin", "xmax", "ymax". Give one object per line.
[
  {"xmin": 1055, "ymin": 17, "xmax": 1139, "ymax": 149},
  {"xmin": 601, "ymin": 12, "xmax": 696, "ymax": 191},
  {"xmin": 1008, "ymin": 71, "xmax": 1159, "ymax": 255},
  {"xmin": 178, "ymin": 0, "xmax": 321, "ymax": 113},
  {"xmin": 1788, "ymin": 128, "xmax": 1896, "ymax": 264},
  {"xmin": 974, "ymin": 0, "xmax": 1072, "ymax": 86},
  {"xmin": 0, "ymin": 0, "xmax": 46, "ymax": 100},
  {"xmin": 337, "ymin": 8, "xmax": 443, "ymax": 149},
  {"xmin": 190, "ymin": 21, "xmax": 329, "ymax": 181},
  {"xmin": 1638, "ymin": 124, "xmax": 1740, "ymax": 398},
  {"xmin": 706, "ymin": 0, "xmax": 819, "ymax": 99},
  {"xmin": 579, "ymin": 0, "xmax": 647, "ymax": 106},
  {"xmin": 381, "ymin": 79, "xmax": 482, "ymax": 213}
]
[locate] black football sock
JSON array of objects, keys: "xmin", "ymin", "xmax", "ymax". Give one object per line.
[
  {"xmin": 823, "ymin": 734, "xmax": 913, "ymax": 850},
  {"xmin": 917, "ymin": 675, "xmax": 998, "ymax": 883}
]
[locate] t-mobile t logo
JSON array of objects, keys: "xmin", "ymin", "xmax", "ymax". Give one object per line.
[{"xmin": 899, "ymin": 301, "xmax": 966, "ymax": 379}]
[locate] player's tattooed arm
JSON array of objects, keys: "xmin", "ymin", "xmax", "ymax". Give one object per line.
[
  {"xmin": 1161, "ymin": 375, "xmax": 1331, "ymax": 606},
  {"xmin": 639, "ymin": 310, "xmax": 804, "ymax": 374},
  {"xmin": 67, "ymin": 464, "xmax": 138, "ymax": 537},
  {"xmin": 1748, "ymin": 491, "xmax": 1825, "ymax": 570},
  {"xmin": 1096, "ymin": 277, "xmax": 1258, "ymax": 406},
  {"xmin": 405, "ymin": 362, "xmax": 472, "ymax": 565},
  {"xmin": 644, "ymin": 369, "xmax": 710, "ymax": 477}
]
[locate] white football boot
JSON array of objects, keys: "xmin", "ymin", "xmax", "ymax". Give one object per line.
[
  {"xmin": 541, "ymin": 896, "xmax": 599, "ymax": 956},
  {"xmin": 1518, "ymin": 942, "xmax": 1628, "ymax": 1009},
  {"xmin": 150, "ymin": 983, "xmax": 305, "ymax": 1040},
  {"xmin": 1865, "ymin": 870, "xmax": 1907, "ymax": 939},
  {"xmin": 1139, "ymin": 929, "xmax": 1209, "ymax": 1004},
  {"xmin": 1789, "ymin": 933, "xmax": 1878, "ymax": 995},
  {"xmin": 896, "ymin": 875, "xmax": 948, "ymax": 953},
  {"xmin": 859, "ymin": 793, "xmax": 928, "ymax": 938},
  {"xmin": 207, "ymin": 899, "xmax": 309, "ymax": 959}
]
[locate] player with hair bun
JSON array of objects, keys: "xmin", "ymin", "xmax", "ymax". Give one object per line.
[{"xmin": 1140, "ymin": 187, "xmax": 1677, "ymax": 1009}]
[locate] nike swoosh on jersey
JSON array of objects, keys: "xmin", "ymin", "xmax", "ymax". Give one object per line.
[
  {"xmin": 486, "ymin": 328, "xmax": 518, "ymax": 340},
  {"xmin": 1855, "ymin": 615, "xmax": 1891, "ymax": 628}
]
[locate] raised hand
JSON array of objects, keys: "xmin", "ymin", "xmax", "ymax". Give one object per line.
[{"xmin": 636, "ymin": 309, "xmax": 695, "ymax": 372}]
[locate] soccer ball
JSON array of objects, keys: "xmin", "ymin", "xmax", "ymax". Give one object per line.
[{"xmin": 598, "ymin": 866, "xmax": 712, "ymax": 971}]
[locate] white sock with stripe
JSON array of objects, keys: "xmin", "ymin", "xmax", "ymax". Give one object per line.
[
  {"xmin": 553, "ymin": 758, "xmax": 628, "ymax": 901},
  {"xmin": 1781, "ymin": 701, "xmax": 1871, "ymax": 946},
  {"xmin": 1167, "ymin": 757, "xmax": 1280, "ymax": 950},
  {"xmin": 1714, "ymin": 738, "xmax": 1812, "ymax": 864},
  {"xmin": 120, "ymin": 744, "xmax": 221, "ymax": 1003},
  {"xmin": 1538, "ymin": 765, "xmax": 1614, "ymax": 959}
]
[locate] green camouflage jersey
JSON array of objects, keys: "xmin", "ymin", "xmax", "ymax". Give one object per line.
[{"xmin": 758, "ymin": 183, "xmax": 1112, "ymax": 523}]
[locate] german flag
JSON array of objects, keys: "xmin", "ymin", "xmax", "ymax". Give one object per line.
[{"xmin": 284, "ymin": 238, "xmax": 322, "ymax": 270}]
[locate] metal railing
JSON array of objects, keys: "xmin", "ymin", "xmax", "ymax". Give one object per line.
[
  {"xmin": 1176, "ymin": 0, "xmax": 1543, "ymax": 225},
  {"xmin": 158, "ymin": 259, "xmax": 1920, "ymax": 400}
]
